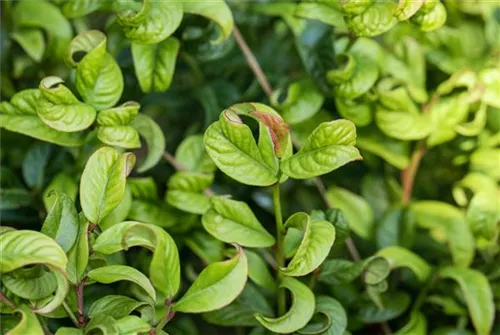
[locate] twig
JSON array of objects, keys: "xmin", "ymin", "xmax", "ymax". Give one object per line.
[
  {"xmin": 0, "ymin": 291, "xmax": 16, "ymax": 309},
  {"xmin": 401, "ymin": 141, "xmax": 426, "ymax": 205},
  {"xmin": 163, "ymin": 152, "xmax": 215, "ymax": 197},
  {"xmin": 75, "ymin": 276, "xmax": 88, "ymax": 327},
  {"xmin": 63, "ymin": 300, "xmax": 79, "ymax": 328},
  {"xmin": 232, "ymin": 25, "xmax": 273, "ymax": 99},
  {"xmin": 273, "ymin": 178, "xmax": 286, "ymax": 316}
]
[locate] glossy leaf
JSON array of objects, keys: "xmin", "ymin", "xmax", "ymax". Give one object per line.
[
  {"xmin": 66, "ymin": 216, "xmax": 89, "ymax": 285},
  {"xmin": 376, "ymin": 246, "xmax": 432, "ymax": 282},
  {"xmin": 69, "ymin": 30, "xmax": 123, "ymax": 110},
  {"xmin": 357, "ymin": 127, "xmax": 410, "ymax": 169},
  {"xmin": 246, "ymin": 250, "xmax": 276, "ymax": 291},
  {"xmin": 87, "ymin": 265, "xmax": 156, "ymax": 304},
  {"xmin": 202, "ymin": 196, "xmax": 275, "ymax": 248},
  {"xmin": 395, "ymin": 312, "xmax": 427, "ymax": 335},
  {"xmin": 439, "ymin": 267, "xmax": 494, "ymax": 335},
  {"xmin": 376, "ymin": 108, "xmax": 431, "ymax": 141},
  {"xmin": 166, "ymin": 172, "xmax": 213, "ymax": 214},
  {"xmin": 299, "ymin": 296, "xmax": 347, "ymax": 335},
  {"xmin": 99, "ymin": 185, "xmax": 132, "ymax": 231},
  {"xmin": 22, "ymin": 143, "xmax": 51, "ymax": 190},
  {"xmin": 88, "ymin": 295, "xmax": 151, "ymax": 321},
  {"xmin": 131, "ymin": 114, "xmax": 166, "ymax": 173},
  {"xmin": 281, "ymin": 212, "xmax": 335, "ymax": 276},
  {"xmin": 182, "ymin": 0, "xmax": 233, "ymax": 42},
  {"xmin": 175, "ymin": 134, "xmax": 216, "ymax": 173},
  {"xmin": 132, "ymin": 37, "xmax": 180, "ymax": 93},
  {"xmin": 173, "ymin": 245, "xmax": 248, "ymax": 313},
  {"xmin": 318, "ymin": 259, "xmax": 365, "ymax": 285},
  {"xmin": 6, "ymin": 304, "xmax": 44, "ymax": 335},
  {"xmin": 42, "ymin": 173, "xmax": 78, "ymax": 211},
  {"xmin": 80, "ymin": 147, "xmax": 135, "ymax": 224},
  {"xmin": 255, "ymin": 277, "xmax": 315, "ymax": 334},
  {"xmin": 93, "ymin": 221, "xmax": 180, "ymax": 298},
  {"xmin": 1, "ymin": 266, "xmax": 57, "ymax": 300},
  {"xmin": 281, "ymin": 120, "xmax": 361, "ymax": 179},
  {"xmin": 358, "ymin": 292, "xmax": 411, "ymax": 323},
  {"xmin": 344, "ymin": 2, "xmax": 397, "ymax": 37},
  {"xmin": 11, "ymin": 28, "xmax": 45, "ymax": 62}
]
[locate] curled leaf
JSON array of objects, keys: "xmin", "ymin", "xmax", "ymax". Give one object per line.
[
  {"xmin": 344, "ymin": 2, "xmax": 397, "ymax": 37},
  {"xmin": 131, "ymin": 114, "xmax": 166, "ymax": 173}
]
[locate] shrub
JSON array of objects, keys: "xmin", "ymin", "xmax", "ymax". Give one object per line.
[{"xmin": 0, "ymin": 1, "xmax": 499, "ymax": 334}]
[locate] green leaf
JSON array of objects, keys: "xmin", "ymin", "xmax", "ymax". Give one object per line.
[
  {"xmin": 311, "ymin": 209, "xmax": 350, "ymax": 250},
  {"xmin": 255, "ymin": 277, "xmax": 315, "ymax": 334},
  {"xmin": 326, "ymin": 186, "xmax": 374, "ymax": 239},
  {"xmin": 88, "ymin": 265, "xmax": 156, "ymax": 304},
  {"xmin": 131, "ymin": 114, "xmax": 166, "ymax": 173},
  {"xmin": 92, "ymin": 221, "xmax": 180, "ymax": 298},
  {"xmin": 376, "ymin": 246, "xmax": 432, "ymax": 282},
  {"xmin": 395, "ymin": 312, "xmax": 427, "ymax": 335},
  {"xmin": 376, "ymin": 107, "xmax": 431, "ymax": 141},
  {"xmin": 88, "ymin": 295, "xmax": 152, "ymax": 321},
  {"xmin": 42, "ymin": 173, "xmax": 78, "ymax": 211},
  {"xmin": 97, "ymin": 125, "xmax": 141, "ymax": 149},
  {"xmin": 318, "ymin": 259, "xmax": 364, "ymax": 285},
  {"xmin": 175, "ymin": 134, "xmax": 216, "ymax": 173},
  {"xmin": 1, "ymin": 266, "xmax": 57, "ymax": 300},
  {"xmin": 22, "ymin": 143, "xmax": 51, "ymax": 190},
  {"xmin": 344, "ymin": 2, "xmax": 397, "ymax": 37},
  {"xmin": 41, "ymin": 191, "xmax": 79, "ymax": 252},
  {"xmin": 426, "ymin": 96, "xmax": 470, "ymax": 147},
  {"xmin": 470, "ymin": 148, "xmax": 500, "ymax": 181},
  {"xmin": 132, "ymin": 37, "xmax": 180, "ymax": 93},
  {"xmin": 11, "ymin": 28, "xmax": 45, "ymax": 62},
  {"xmin": 100, "ymin": 185, "xmax": 132, "ymax": 231},
  {"xmin": 128, "ymin": 199, "xmax": 186, "ymax": 229},
  {"xmin": 357, "ymin": 127, "xmax": 410, "ymax": 169},
  {"xmin": 281, "ymin": 120, "xmax": 361, "ymax": 179},
  {"xmin": 173, "ymin": 245, "xmax": 248, "ymax": 313},
  {"xmin": 37, "ymin": 76, "xmax": 97, "ymax": 132},
  {"xmin": 281, "ymin": 212, "xmax": 335, "ymax": 276},
  {"xmin": 66, "ymin": 216, "xmax": 89, "ymax": 284},
  {"xmin": 202, "ymin": 197, "xmax": 275, "ymax": 248},
  {"xmin": 411, "ymin": 2, "xmax": 447, "ymax": 32},
  {"xmin": 84, "ymin": 315, "xmax": 118, "ymax": 335},
  {"xmin": 439, "ymin": 267, "xmax": 494, "ymax": 335},
  {"xmin": 80, "ymin": 147, "xmax": 135, "ymax": 224},
  {"xmin": 182, "ymin": 0, "xmax": 233, "ymax": 42},
  {"xmin": 294, "ymin": 2, "xmax": 346, "ymax": 28},
  {"xmin": 185, "ymin": 231, "xmax": 224, "ymax": 264},
  {"xmin": 116, "ymin": 0, "xmax": 183, "ymax": 44},
  {"xmin": 204, "ymin": 110, "xmax": 279, "ymax": 186},
  {"xmin": 61, "ymin": 0, "xmax": 103, "ymax": 18},
  {"xmin": 166, "ymin": 172, "xmax": 213, "ymax": 214},
  {"xmin": 203, "ymin": 282, "xmax": 274, "ymax": 327},
  {"xmin": 271, "ymin": 78, "xmax": 324, "ymax": 124},
  {"xmin": 68, "ymin": 30, "xmax": 123, "ymax": 110},
  {"xmin": 411, "ymin": 201, "xmax": 474, "ymax": 267},
  {"xmin": 334, "ymin": 97, "xmax": 373, "ymax": 127},
  {"xmin": 6, "ymin": 304, "xmax": 44, "ymax": 335},
  {"xmin": 299, "ymin": 296, "xmax": 347, "ymax": 335},
  {"xmin": 466, "ymin": 190, "xmax": 499, "ymax": 241},
  {"xmin": 246, "ymin": 250, "xmax": 276, "ymax": 291},
  {"xmin": 54, "ymin": 328, "xmax": 84, "ymax": 335},
  {"xmin": 363, "ymin": 257, "xmax": 390, "ymax": 285},
  {"xmin": 358, "ymin": 292, "xmax": 411, "ymax": 323},
  {"xmin": 115, "ymin": 315, "xmax": 151, "ymax": 334},
  {"xmin": 0, "ymin": 189, "xmax": 33, "ymax": 210}
]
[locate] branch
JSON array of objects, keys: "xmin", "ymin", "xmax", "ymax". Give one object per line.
[
  {"xmin": 232, "ymin": 24, "xmax": 273, "ymax": 99},
  {"xmin": 401, "ymin": 141, "xmax": 426, "ymax": 204}
]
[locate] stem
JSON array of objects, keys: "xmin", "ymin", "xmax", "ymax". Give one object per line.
[
  {"xmin": 63, "ymin": 300, "xmax": 79, "ymax": 328},
  {"xmin": 272, "ymin": 180, "xmax": 286, "ymax": 316},
  {"xmin": 233, "ymin": 24, "xmax": 273, "ymax": 99},
  {"xmin": 401, "ymin": 141, "xmax": 426, "ymax": 205},
  {"xmin": 156, "ymin": 298, "xmax": 175, "ymax": 332},
  {"xmin": 412, "ymin": 272, "xmax": 437, "ymax": 313},
  {"xmin": 0, "ymin": 291, "xmax": 16, "ymax": 309},
  {"xmin": 75, "ymin": 276, "xmax": 88, "ymax": 328}
]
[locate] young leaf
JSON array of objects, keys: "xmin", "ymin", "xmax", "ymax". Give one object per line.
[
  {"xmin": 246, "ymin": 250, "xmax": 276, "ymax": 291},
  {"xmin": 84, "ymin": 315, "xmax": 118, "ymax": 335},
  {"xmin": 358, "ymin": 292, "xmax": 411, "ymax": 323},
  {"xmin": 439, "ymin": 267, "xmax": 494, "ymax": 335},
  {"xmin": 326, "ymin": 186, "xmax": 374, "ymax": 239},
  {"xmin": 376, "ymin": 107, "xmax": 431, "ymax": 141},
  {"xmin": 281, "ymin": 212, "xmax": 335, "ymax": 276},
  {"xmin": 88, "ymin": 295, "xmax": 152, "ymax": 321},
  {"xmin": 87, "ymin": 265, "xmax": 156, "ymax": 304},
  {"xmin": 395, "ymin": 312, "xmax": 427, "ymax": 335},
  {"xmin": 357, "ymin": 127, "xmax": 410, "ymax": 170},
  {"xmin": 132, "ymin": 37, "xmax": 180, "ymax": 93},
  {"xmin": 37, "ymin": 76, "xmax": 97, "ymax": 132},
  {"xmin": 80, "ymin": 147, "xmax": 135, "ymax": 224},
  {"xmin": 204, "ymin": 110, "xmax": 279, "ymax": 186},
  {"xmin": 61, "ymin": 0, "xmax": 103, "ymax": 18},
  {"xmin": 175, "ymin": 134, "xmax": 216, "ymax": 173},
  {"xmin": 376, "ymin": 246, "xmax": 432, "ymax": 282},
  {"xmin": 99, "ymin": 185, "xmax": 132, "ymax": 231},
  {"xmin": 42, "ymin": 173, "xmax": 78, "ymax": 211},
  {"xmin": 281, "ymin": 120, "xmax": 361, "ymax": 179},
  {"xmin": 116, "ymin": 0, "xmax": 183, "ymax": 44},
  {"xmin": 92, "ymin": 221, "xmax": 180, "ymax": 298},
  {"xmin": 55, "ymin": 328, "xmax": 84, "ymax": 335},
  {"xmin": 6, "ymin": 304, "xmax": 44, "ymax": 335},
  {"xmin": 255, "ymin": 277, "xmax": 315, "ymax": 334},
  {"xmin": 182, "ymin": 0, "xmax": 233, "ymax": 42},
  {"xmin": 22, "ymin": 143, "xmax": 51, "ymax": 190},
  {"xmin": 66, "ymin": 216, "xmax": 89, "ymax": 285},
  {"xmin": 299, "ymin": 296, "xmax": 347, "ymax": 335},
  {"xmin": 202, "ymin": 197, "xmax": 275, "ymax": 248},
  {"xmin": 185, "ymin": 231, "xmax": 225, "ymax": 264},
  {"xmin": 411, "ymin": 201, "xmax": 474, "ymax": 267},
  {"xmin": 115, "ymin": 315, "xmax": 151, "ymax": 334},
  {"xmin": 11, "ymin": 28, "xmax": 45, "ymax": 63},
  {"xmin": 41, "ymin": 192, "xmax": 79, "ymax": 252},
  {"xmin": 130, "ymin": 114, "xmax": 166, "ymax": 173},
  {"xmin": 173, "ymin": 245, "xmax": 248, "ymax": 313},
  {"xmin": 318, "ymin": 259, "xmax": 365, "ymax": 285},
  {"xmin": 166, "ymin": 172, "xmax": 213, "ymax": 214},
  {"xmin": 97, "ymin": 126, "xmax": 141, "ymax": 149},
  {"xmin": 69, "ymin": 30, "xmax": 123, "ymax": 110}
]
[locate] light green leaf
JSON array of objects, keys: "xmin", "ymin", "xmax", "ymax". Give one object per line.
[
  {"xmin": 54, "ymin": 328, "xmax": 84, "ymax": 335},
  {"xmin": 96, "ymin": 101, "xmax": 140, "ymax": 126},
  {"xmin": 88, "ymin": 265, "xmax": 156, "ymax": 304},
  {"xmin": 395, "ymin": 312, "xmax": 427, "ymax": 335},
  {"xmin": 185, "ymin": 231, "xmax": 224, "ymax": 264},
  {"xmin": 61, "ymin": 0, "xmax": 103, "ymax": 18},
  {"xmin": 93, "ymin": 221, "xmax": 180, "ymax": 298},
  {"xmin": 271, "ymin": 78, "xmax": 324, "ymax": 124},
  {"xmin": 334, "ymin": 98, "xmax": 373, "ymax": 127},
  {"xmin": 439, "ymin": 267, "xmax": 494, "ymax": 335},
  {"xmin": 255, "ymin": 277, "xmax": 315, "ymax": 334},
  {"xmin": 6, "ymin": 304, "xmax": 44, "ymax": 335},
  {"xmin": 299, "ymin": 296, "xmax": 347, "ymax": 335},
  {"xmin": 202, "ymin": 197, "xmax": 275, "ymax": 248},
  {"xmin": 88, "ymin": 295, "xmax": 152, "ymax": 321},
  {"xmin": 128, "ymin": 177, "xmax": 158, "ymax": 200},
  {"xmin": 411, "ymin": 201, "xmax": 474, "ymax": 267},
  {"xmin": 84, "ymin": 315, "xmax": 118, "ymax": 335},
  {"xmin": 131, "ymin": 114, "xmax": 166, "ymax": 173},
  {"xmin": 358, "ymin": 292, "xmax": 411, "ymax": 323},
  {"xmin": 344, "ymin": 2, "xmax": 397, "ymax": 37},
  {"xmin": 80, "ymin": 147, "xmax": 135, "ymax": 224},
  {"xmin": 466, "ymin": 190, "xmax": 499, "ymax": 241},
  {"xmin": 281, "ymin": 120, "xmax": 361, "ymax": 179},
  {"xmin": 281, "ymin": 212, "xmax": 335, "ymax": 276},
  {"xmin": 41, "ymin": 192, "xmax": 79, "ymax": 252},
  {"xmin": 175, "ymin": 134, "xmax": 216, "ymax": 173},
  {"xmin": 376, "ymin": 107, "xmax": 431, "ymax": 140},
  {"xmin": 1, "ymin": 266, "xmax": 57, "ymax": 300},
  {"xmin": 66, "ymin": 216, "xmax": 89, "ymax": 285},
  {"xmin": 100, "ymin": 185, "xmax": 132, "ymax": 231},
  {"xmin": 357, "ymin": 127, "xmax": 410, "ymax": 169},
  {"xmin": 116, "ymin": 0, "xmax": 183, "ymax": 44},
  {"xmin": 376, "ymin": 246, "xmax": 432, "ymax": 282},
  {"xmin": 22, "ymin": 143, "xmax": 51, "ymax": 190},
  {"xmin": 69, "ymin": 30, "xmax": 123, "ymax": 110},
  {"xmin": 294, "ymin": 2, "xmax": 346, "ymax": 27},
  {"xmin": 470, "ymin": 148, "xmax": 500, "ymax": 181},
  {"xmin": 318, "ymin": 259, "xmax": 364, "ymax": 285},
  {"xmin": 411, "ymin": 1, "xmax": 447, "ymax": 32},
  {"xmin": 42, "ymin": 173, "xmax": 78, "ymax": 211},
  {"xmin": 426, "ymin": 96, "xmax": 470, "ymax": 147},
  {"xmin": 204, "ymin": 110, "xmax": 279, "ymax": 186},
  {"xmin": 97, "ymin": 126, "xmax": 141, "ymax": 149},
  {"xmin": 326, "ymin": 186, "xmax": 374, "ymax": 239},
  {"xmin": 11, "ymin": 28, "xmax": 45, "ymax": 62},
  {"xmin": 246, "ymin": 250, "xmax": 276, "ymax": 291},
  {"xmin": 115, "ymin": 315, "xmax": 151, "ymax": 334},
  {"xmin": 128, "ymin": 199, "xmax": 186, "ymax": 229},
  {"xmin": 37, "ymin": 76, "xmax": 96, "ymax": 132},
  {"xmin": 182, "ymin": 0, "xmax": 233, "ymax": 42},
  {"xmin": 166, "ymin": 172, "xmax": 213, "ymax": 214},
  {"xmin": 375, "ymin": 206, "xmax": 416, "ymax": 249},
  {"xmin": 132, "ymin": 37, "xmax": 180, "ymax": 93},
  {"xmin": 173, "ymin": 245, "xmax": 248, "ymax": 313}
]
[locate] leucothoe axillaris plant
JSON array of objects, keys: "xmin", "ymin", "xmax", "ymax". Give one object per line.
[{"xmin": 1, "ymin": 0, "xmax": 500, "ymax": 334}]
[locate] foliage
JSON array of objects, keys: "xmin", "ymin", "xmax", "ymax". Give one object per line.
[{"xmin": 0, "ymin": 1, "xmax": 499, "ymax": 334}]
